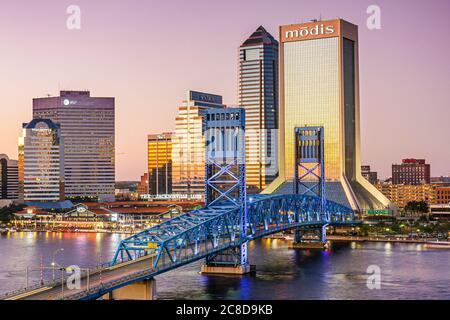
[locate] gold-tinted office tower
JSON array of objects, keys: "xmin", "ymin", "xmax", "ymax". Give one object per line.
[
  {"xmin": 265, "ymin": 19, "xmax": 392, "ymax": 213},
  {"xmin": 147, "ymin": 133, "xmax": 172, "ymax": 195}
]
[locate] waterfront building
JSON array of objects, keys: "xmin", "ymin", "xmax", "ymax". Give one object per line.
[
  {"xmin": 32, "ymin": 91, "xmax": 115, "ymax": 200},
  {"xmin": 0, "ymin": 154, "xmax": 19, "ymax": 200},
  {"xmin": 239, "ymin": 26, "xmax": 278, "ymax": 193},
  {"xmin": 376, "ymin": 183, "xmax": 435, "ymax": 210},
  {"xmin": 265, "ymin": 19, "xmax": 392, "ymax": 213},
  {"xmin": 172, "ymin": 91, "xmax": 226, "ymax": 197},
  {"xmin": 13, "ymin": 201, "xmax": 196, "ymax": 232},
  {"xmin": 18, "ymin": 119, "xmax": 64, "ymax": 202},
  {"xmin": 392, "ymin": 159, "xmax": 431, "ymax": 185},
  {"xmin": 148, "ymin": 133, "xmax": 173, "ymax": 195},
  {"xmin": 361, "ymin": 165, "xmax": 378, "ymax": 185}
]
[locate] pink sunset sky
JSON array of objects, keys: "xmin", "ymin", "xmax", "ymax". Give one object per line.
[{"xmin": 0, "ymin": 0, "xmax": 449, "ymax": 181}]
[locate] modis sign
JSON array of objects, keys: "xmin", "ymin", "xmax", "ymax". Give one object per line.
[
  {"xmin": 281, "ymin": 20, "xmax": 340, "ymax": 42},
  {"xmin": 285, "ymin": 24, "xmax": 335, "ymax": 38}
]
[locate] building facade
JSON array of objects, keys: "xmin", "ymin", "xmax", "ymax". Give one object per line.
[
  {"xmin": 33, "ymin": 91, "xmax": 115, "ymax": 200},
  {"xmin": 361, "ymin": 165, "xmax": 378, "ymax": 185},
  {"xmin": 376, "ymin": 183, "xmax": 435, "ymax": 210},
  {"xmin": 435, "ymin": 186, "xmax": 450, "ymax": 205},
  {"xmin": 18, "ymin": 119, "xmax": 64, "ymax": 202},
  {"xmin": 430, "ymin": 204, "xmax": 450, "ymax": 220},
  {"xmin": 148, "ymin": 133, "xmax": 172, "ymax": 195},
  {"xmin": 392, "ymin": 159, "xmax": 430, "ymax": 185},
  {"xmin": 239, "ymin": 26, "xmax": 278, "ymax": 193},
  {"xmin": 0, "ymin": 154, "xmax": 19, "ymax": 200},
  {"xmin": 264, "ymin": 19, "xmax": 392, "ymax": 213},
  {"xmin": 172, "ymin": 91, "xmax": 225, "ymax": 197}
]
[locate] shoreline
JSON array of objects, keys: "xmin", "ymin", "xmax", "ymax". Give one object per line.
[
  {"xmin": 0, "ymin": 229, "xmax": 135, "ymax": 235},
  {"xmin": 2, "ymin": 230, "xmax": 448, "ymax": 245},
  {"xmin": 327, "ymin": 235, "xmax": 443, "ymax": 244}
]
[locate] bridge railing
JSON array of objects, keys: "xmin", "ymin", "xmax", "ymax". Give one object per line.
[{"xmin": 0, "ymin": 261, "xmax": 112, "ymax": 300}]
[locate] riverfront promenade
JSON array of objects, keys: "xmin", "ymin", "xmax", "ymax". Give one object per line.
[{"xmin": 327, "ymin": 235, "xmax": 442, "ymax": 244}]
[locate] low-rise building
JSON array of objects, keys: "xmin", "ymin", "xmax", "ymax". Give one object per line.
[
  {"xmin": 434, "ymin": 186, "xmax": 450, "ymax": 205},
  {"xmin": 137, "ymin": 173, "xmax": 149, "ymax": 196},
  {"xmin": 361, "ymin": 165, "xmax": 378, "ymax": 185},
  {"xmin": 430, "ymin": 204, "xmax": 450, "ymax": 220},
  {"xmin": 376, "ymin": 183, "xmax": 435, "ymax": 210}
]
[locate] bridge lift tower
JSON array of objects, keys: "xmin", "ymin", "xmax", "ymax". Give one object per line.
[
  {"xmin": 293, "ymin": 126, "xmax": 328, "ymax": 246},
  {"xmin": 201, "ymin": 108, "xmax": 252, "ymax": 274}
]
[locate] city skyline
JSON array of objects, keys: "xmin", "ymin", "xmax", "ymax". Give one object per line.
[{"xmin": 1, "ymin": 0, "xmax": 449, "ymax": 181}]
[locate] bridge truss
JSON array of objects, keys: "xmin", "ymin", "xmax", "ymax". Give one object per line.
[{"xmin": 111, "ymin": 194, "xmax": 354, "ymax": 270}]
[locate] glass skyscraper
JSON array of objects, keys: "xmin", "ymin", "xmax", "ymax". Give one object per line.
[
  {"xmin": 239, "ymin": 26, "xmax": 278, "ymax": 193},
  {"xmin": 147, "ymin": 133, "xmax": 173, "ymax": 195},
  {"xmin": 172, "ymin": 91, "xmax": 225, "ymax": 197},
  {"xmin": 265, "ymin": 19, "xmax": 392, "ymax": 213},
  {"xmin": 33, "ymin": 91, "xmax": 115, "ymax": 201},
  {"xmin": 18, "ymin": 119, "xmax": 64, "ymax": 202}
]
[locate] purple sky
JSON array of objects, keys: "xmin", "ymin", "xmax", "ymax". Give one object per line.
[{"xmin": 0, "ymin": 0, "xmax": 449, "ymax": 180}]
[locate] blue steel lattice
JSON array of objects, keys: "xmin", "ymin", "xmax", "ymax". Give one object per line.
[
  {"xmin": 204, "ymin": 108, "xmax": 248, "ymax": 266},
  {"xmin": 294, "ymin": 127, "xmax": 327, "ymax": 220}
]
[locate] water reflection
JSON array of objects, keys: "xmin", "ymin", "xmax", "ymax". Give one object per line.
[{"xmin": 0, "ymin": 233, "xmax": 449, "ymax": 299}]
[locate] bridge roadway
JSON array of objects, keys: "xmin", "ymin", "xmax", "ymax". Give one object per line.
[
  {"xmin": 3, "ymin": 253, "xmax": 158, "ymax": 300},
  {"xmin": 4, "ymin": 232, "xmax": 258, "ymax": 300}
]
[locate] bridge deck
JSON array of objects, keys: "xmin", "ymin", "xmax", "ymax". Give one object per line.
[{"xmin": 3, "ymin": 254, "xmax": 156, "ymax": 300}]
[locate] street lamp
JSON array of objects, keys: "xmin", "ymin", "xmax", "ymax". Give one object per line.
[{"xmin": 51, "ymin": 248, "xmax": 64, "ymax": 281}]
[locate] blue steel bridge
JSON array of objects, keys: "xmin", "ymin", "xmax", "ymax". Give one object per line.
[{"xmin": 2, "ymin": 108, "xmax": 357, "ymax": 300}]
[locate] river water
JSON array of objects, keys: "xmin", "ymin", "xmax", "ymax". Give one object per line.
[{"xmin": 0, "ymin": 232, "xmax": 449, "ymax": 299}]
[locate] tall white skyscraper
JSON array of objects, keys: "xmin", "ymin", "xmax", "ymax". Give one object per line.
[
  {"xmin": 18, "ymin": 119, "xmax": 64, "ymax": 202},
  {"xmin": 239, "ymin": 26, "xmax": 279, "ymax": 193},
  {"xmin": 172, "ymin": 91, "xmax": 225, "ymax": 197},
  {"xmin": 33, "ymin": 91, "xmax": 115, "ymax": 201}
]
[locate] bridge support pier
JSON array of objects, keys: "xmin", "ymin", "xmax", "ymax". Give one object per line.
[
  {"xmin": 201, "ymin": 245, "xmax": 255, "ymax": 275},
  {"xmin": 103, "ymin": 278, "xmax": 156, "ymax": 300},
  {"xmin": 290, "ymin": 226, "xmax": 329, "ymax": 250},
  {"xmin": 201, "ymin": 263, "xmax": 254, "ymax": 275}
]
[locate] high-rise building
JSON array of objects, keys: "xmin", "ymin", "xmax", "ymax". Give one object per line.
[
  {"xmin": 0, "ymin": 154, "xmax": 19, "ymax": 200},
  {"xmin": 265, "ymin": 19, "xmax": 392, "ymax": 213},
  {"xmin": 147, "ymin": 133, "xmax": 172, "ymax": 195},
  {"xmin": 33, "ymin": 91, "xmax": 115, "ymax": 200},
  {"xmin": 392, "ymin": 159, "xmax": 430, "ymax": 185},
  {"xmin": 172, "ymin": 91, "xmax": 225, "ymax": 197},
  {"xmin": 239, "ymin": 26, "xmax": 278, "ymax": 193},
  {"xmin": 361, "ymin": 165, "xmax": 378, "ymax": 185},
  {"xmin": 18, "ymin": 119, "xmax": 64, "ymax": 202}
]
